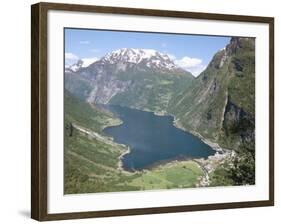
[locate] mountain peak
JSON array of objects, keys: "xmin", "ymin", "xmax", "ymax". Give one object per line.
[
  {"xmin": 207, "ymin": 37, "xmax": 255, "ymax": 70},
  {"xmin": 65, "ymin": 59, "xmax": 84, "ymax": 72},
  {"xmin": 100, "ymin": 48, "xmax": 178, "ymax": 71}
]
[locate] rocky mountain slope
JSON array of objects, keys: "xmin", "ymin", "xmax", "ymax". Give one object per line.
[
  {"xmin": 169, "ymin": 37, "xmax": 255, "ymax": 151},
  {"xmin": 65, "ymin": 48, "xmax": 194, "ymax": 113},
  {"xmin": 167, "ymin": 37, "xmax": 255, "ymax": 186}
]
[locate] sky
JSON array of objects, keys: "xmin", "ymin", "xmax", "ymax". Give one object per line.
[{"xmin": 65, "ymin": 28, "xmax": 231, "ymax": 77}]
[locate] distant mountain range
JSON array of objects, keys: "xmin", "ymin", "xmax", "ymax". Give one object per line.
[
  {"xmin": 66, "ymin": 48, "xmax": 186, "ymax": 73},
  {"xmin": 65, "ymin": 48, "xmax": 194, "ymax": 112}
]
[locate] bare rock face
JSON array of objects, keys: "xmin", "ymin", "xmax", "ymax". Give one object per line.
[
  {"xmin": 86, "ymin": 79, "xmax": 132, "ymax": 104},
  {"xmin": 222, "ymin": 98, "xmax": 255, "ymax": 149}
]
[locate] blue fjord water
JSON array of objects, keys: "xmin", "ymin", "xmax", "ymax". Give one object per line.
[{"xmin": 102, "ymin": 105, "xmax": 215, "ymax": 171}]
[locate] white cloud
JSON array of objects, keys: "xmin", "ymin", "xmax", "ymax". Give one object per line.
[
  {"xmin": 79, "ymin": 40, "xmax": 90, "ymax": 44},
  {"xmin": 187, "ymin": 64, "xmax": 207, "ymax": 77},
  {"xmin": 65, "ymin": 52, "xmax": 79, "ymax": 66},
  {"xmin": 175, "ymin": 57, "xmax": 202, "ymax": 69},
  {"xmin": 65, "ymin": 52, "xmax": 79, "ymax": 60},
  {"xmin": 65, "ymin": 52, "xmax": 100, "ymax": 68},
  {"xmin": 173, "ymin": 56, "xmax": 206, "ymax": 77},
  {"xmin": 81, "ymin": 57, "xmax": 99, "ymax": 67}
]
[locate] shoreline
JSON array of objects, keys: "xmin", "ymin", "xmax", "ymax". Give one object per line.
[
  {"xmin": 123, "ymin": 105, "xmax": 227, "ymax": 156},
  {"xmin": 100, "ymin": 105, "xmax": 233, "ymax": 183},
  {"xmin": 172, "ymin": 117, "xmax": 235, "ymax": 187},
  {"xmin": 117, "ymin": 145, "xmax": 131, "ymax": 172},
  {"xmin": 101, "ymin": 119, "xmax": 123, "ymax": 130},
  {"xmin": 72, "ymin": 122, "xmax": 133, "ymax": 174},
  {"xmin": 172, "ymin": 118, "xmax": 226, "ymax": 154},
  {"xmin": 98, "ymin": 106, "xmax": 131, "ymax": 173}
]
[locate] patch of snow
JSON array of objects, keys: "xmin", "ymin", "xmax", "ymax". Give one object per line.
[
  {"xmin": 71, "ymin": 65, "xmax": 79, "ymax": 72},
  {"xmin": 100, "ymin": 48, "xmax": 179, "ymax": 71}
]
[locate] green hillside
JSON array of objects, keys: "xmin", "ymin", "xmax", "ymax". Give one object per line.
[
  {"xmin": 110, "ymin": 71, "xmax": 193, "ymax": 113},
  {"xmin": 169, "ymin": 38, "xmax": 255, "ymax": 149},
  {"xmin": 168, "ymin": 37, "xmax": 255, "ymax": 186},
  {"xmin": 64, "ymin": 90, "xmax": 204, "ymax": 194},
  {"xmin": 64, "ymin": 89, "xmax": 134, "ymax": 193}
]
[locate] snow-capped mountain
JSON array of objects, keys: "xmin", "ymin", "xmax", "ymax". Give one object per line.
[
  {"xmin": 65, "ymin": 59, "xmax": 84, "ymax": 72},
  {"xmin": 65, "ymin": 58, "xmax": 99, "ymax": 73},
  {"xmin": 65, "ymin": 48, "xmax": 193, "ymax": 108},
  {"xmin": 99, "ymin": 48, "xmax": 179, "ymax": 71},
  {"xmin": 66, "ymin": 48, "xmax": 185, "ymax": 74}
]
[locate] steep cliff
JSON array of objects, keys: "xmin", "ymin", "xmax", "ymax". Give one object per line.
[{"xmin": 169, "ymin": 37, "xmax": 255, "ymax": 151}]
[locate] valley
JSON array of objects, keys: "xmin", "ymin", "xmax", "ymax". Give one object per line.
[
  {"xmin": 64, "ymin": 37, "xmax": 255, "ymax": 193},
  {"xmin": 64, "ymin": 90, "xmax": 205, "ymax": 193}
]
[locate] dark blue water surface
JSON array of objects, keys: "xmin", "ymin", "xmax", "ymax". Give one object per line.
[{"xmin": 102, "ymin": 105, "xmax": 215, "ymax": 171}]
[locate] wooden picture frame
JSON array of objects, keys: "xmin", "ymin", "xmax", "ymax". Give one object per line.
[{"xmin": 31, "ymin": 2, "xmax": 274, "ymax": 221}]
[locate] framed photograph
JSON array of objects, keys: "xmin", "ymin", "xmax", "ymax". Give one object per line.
[{"xmin": 31, "ymin": 2, "xmax": 274, "ymax": 221}]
